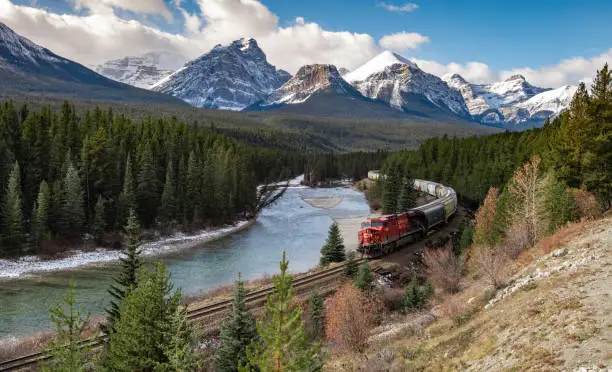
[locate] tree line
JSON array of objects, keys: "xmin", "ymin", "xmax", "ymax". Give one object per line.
[{"xmin": 0, "ymin": 101, "xmax": 306, "ymax": 256}]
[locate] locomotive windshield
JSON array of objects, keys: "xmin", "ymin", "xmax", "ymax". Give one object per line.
[
  {"xmin": 371, "ymin": 222, "xmax": 383, "ymax": 228},
  {"xmin": 361, "ymin": 222, "xmax": 370, "ymax": 228}
]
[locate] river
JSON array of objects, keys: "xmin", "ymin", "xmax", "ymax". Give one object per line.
[{"xmin": 0, "ymin": 185, "xmax": 369, "ymax": 340}]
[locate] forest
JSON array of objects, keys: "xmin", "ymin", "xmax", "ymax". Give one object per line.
[{"xmin": 0, "ymin": 101, "xmax": 310, "ymax": 256}]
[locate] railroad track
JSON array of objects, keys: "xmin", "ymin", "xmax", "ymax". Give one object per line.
[{"xmin": 0, "ymin": 260, "xmax": 368, "ymax": 371}]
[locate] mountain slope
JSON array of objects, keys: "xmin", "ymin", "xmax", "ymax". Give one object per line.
[
  {"xmin": 443, "ymin": 73, "xmax": 561, "ymax": 126},
  {"xmin": 95, "ymin": 51, "xmax": 184, "ymax": 89},
  {"xmin": 348, "ymin": 52, "xmax": 470, "ymax": 118},
  {"xmin": 0, "ymin": 22, "xmax": 185, "ymax": 104},
  {"xmin": 247, "ymin": 64, "xmax": 423, "ymax": 119},
  {"xmin": 151, "ymin": 38, "xmax": 290, "ymax": 110}
]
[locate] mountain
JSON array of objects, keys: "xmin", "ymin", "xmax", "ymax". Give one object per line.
[
  {"xmin": 0, "ymin": 22, "xmax": 186, "ymax": 104},
  {"xmin": 346, "ymin": 51, "xmax": 470, "ymax": 118},
  {"xmin": 443, "ymin": 73, "xmax": 557, "ymax": 126},
  {"xmin": 95, "ymin": 51, "xmax": 185, "ymax": 89},
  {"xmin": 247, "ymin": 64, "xmax": 416, "ymax": 119},
  {"xmin": 500, "ymin": 85, "xmax": 578, "ymax": 124},
  {"xmin": 151, "ymin": 38, "xmax": 291, "ymax": 110}
]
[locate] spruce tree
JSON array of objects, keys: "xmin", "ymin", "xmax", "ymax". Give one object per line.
[
  {"xmin": 320, "ymin": 222, "xmax": 346, "ymax": 265},
  {"xmin": 136, "ymin": 145, "xmax": 159, "ymax": 227},
  {"xmin": 60, "ymin": 162, "xmax": 85, "ymax": 238},
  {"xmin": 116, "ymin": 155, "xmax": 136, "ymax": 227},
  {"xmin": 217, "ymin": 275, "xmax": 258, "ymax": 372},
  {"xmin": 104, "ymin": 263, "xmax": 195, "ymax": 371},
  {"xmin": 104, "ymin": 209, "xmax": 141, "ymax": 336},
  {"xmin": 241, "ymin": 251, "xmax": 322, "ymax": 372},
  {"xmin": 382, "ymin": 170, "xmax": 401, "ymax": 214},
  {"xmin": 186, "ymin": 151, "xmax": 202, "ymax": 222},
  {"xmin": 2, "ymin": 162, "xmax": 23, "ymax": 252},
  {"xmin": 306, "ymin": 293, "xmax": 326, "ymax": 341},
  {"xmin": 41, "ymin": 280, "xmax": 90, "ymax": 372},
  {"xmin": 342, "ymin": 251, "xmax": 359, "ymax": 278},
  {"xmin": 160, "ymin": 160, "xmax": 178, "ymax": 225},
  {"xmin": 354, "ymin": 262, "xmax": 374, "ymax": 292},
  {"xmin": 92, "ymin": 195, "xmax": 106, "ymax": 245},
  {"xmin": 32, "ymin": 180, "xmax": 51, "ymax": 246},
  {"xmin": 397, "ymin": 176, "xmax": 417, "ymax": 212},
  {"xmin": 402, "ymin": 279, "xmax": 433, "ymax": 312}
]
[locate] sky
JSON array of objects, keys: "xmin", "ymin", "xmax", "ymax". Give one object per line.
[{"xmin": 1, "ymin": 0, "xmax": 611, "ymax": 87}]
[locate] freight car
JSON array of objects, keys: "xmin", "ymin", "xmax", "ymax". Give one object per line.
[{"xmin": 357, "ymin": 178, "xmax": 457, "ymax": 257}]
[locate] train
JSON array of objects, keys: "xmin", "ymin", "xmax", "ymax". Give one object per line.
[{"xmin": 357, "ymin": 178, "xmax": 458, "ymax": 257}]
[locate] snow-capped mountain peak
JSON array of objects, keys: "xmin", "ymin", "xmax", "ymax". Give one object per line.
[
  {"xmin": 0, "ymin": 22, "xmax": 62, "ymax": 66},
  {"xmin": 262, "ymin": 64, "xmax": 353, "ymax": 105},
  {"xmin": 151, "ymin": 38, "xmax": 290, "ymax": 110},
  {"xmin": 345, "ymin": 50, "xmax": 417, "ymax": 83},
  {"xmin": 348, "ymin": 52, "xmax": 469, "ymax": 117},
  {"xmin": 95, "ymin": 51, "xmax": 185, "ymax": 89}
]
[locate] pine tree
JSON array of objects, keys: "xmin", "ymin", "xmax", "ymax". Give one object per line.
[
  {"xmin": 186, "ymin": 151, "xmax": 202, "ymax": 222},
  {"xmin": 320, "ymin": 222, "xmax": 346, "ymax": 265},
  {"xmin": 382, "ymin": 170, "xmax": 401, "ymax": 214},
  {"xmin": 397, "ymin": 176, "xmax": 416, "ymax": 212},
  {"xmin": 306, "ymin": 293, "xmax": 326, "ymax": 341},
  {"xmin": 41, "ymin": 280, "xmax": 90, "ymax": 372},
  {"xmin": 104, "ymin": 263, "xmax": 195, "ymax": 371},
  {"xmin": 92, "ymin": 195, "xmax": 106, "ymax": 245},
  {"xmin": 32, "ymin": 180, "xmax": 51, "ymax": 246},
  {"xmin": 116, "ymin": 155, "xmax": 136, "ymax": 227},
  {"xmin": 241, "ymin": 251, "xmax": 322, "ymax": 372},
  {"xmin": 217, "ymin": 275, "xmax": 258, "ymax": 372},
  {"xmin": 342, "ymin": 251, "xmax": 359, "ymax": 278},
  {"xmin": 160, "ymin": 160, "xmax": 178, "ymax": 225},
  {"xmin": 402, "ymin": 279, "xmax": 433, "ymax": 312},
  {"xmin": 2, "ymin": 162, "xmax": 23, "ymax": 253},
  {"xmin": 60, "ymin": 162, "xmax": 85, "ymax": 238},
  {"xmin": 136, "ymin": 145, "xmax": 159, "ymax": 227},
  {"xmin": 103, "ymin": 209, "xmax": 141, "ymax": 336},
  {"xmin": 354, "ymin": 262, "xmax": 374, "ymax": 292}
]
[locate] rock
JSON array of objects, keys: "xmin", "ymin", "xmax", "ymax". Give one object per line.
[
  {"xmin": 467, "ymin": 296, "xmax": 476, "ymax": 304},
  {"xmin": 553, "ymin": 248, "xmax": 569, "ymax": 257}
]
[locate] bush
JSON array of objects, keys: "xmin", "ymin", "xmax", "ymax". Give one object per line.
[
  {"xmin": 423, "ymin": 245, "xmax": 464, "ymax": 294},
  {"xmin": 325, "ymin": 284, "xmax": 376, "ymax": 353},
  {"xmin": 343, "ymin": 252, "xmax": 359, "ymax": 278},
  {"xmin": 573, "ymin": 189, "xmax": 602, "ymax": 219},
  {"xmin": 402, "ymin": 279, "xmax": 434, "ymax": 312},
  {"xmin": 473, "ymin": 247, "xmax": 510, "ymax": 289},
  {"xmin": 355, "ymin": 262, "xmax": 375, "ymax": 292}
]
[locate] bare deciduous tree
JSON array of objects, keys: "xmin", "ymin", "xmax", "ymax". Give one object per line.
[
  {"xmin": 474, "ymin": 187, "xmax": 499, "ymax": 248},
  {"xmin": 423, "ymin": 244, "xmax": 464, "ymax": 294}
]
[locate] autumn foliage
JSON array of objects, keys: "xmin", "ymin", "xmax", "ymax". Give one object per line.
[{"xmin": 325, "ymin": 284, "xmax": 376, "ymax": 353}]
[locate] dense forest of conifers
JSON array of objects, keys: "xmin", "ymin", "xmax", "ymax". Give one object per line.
[{"xmin": 0, "ymin": 101, "xmax": 312, "ymax": 256}]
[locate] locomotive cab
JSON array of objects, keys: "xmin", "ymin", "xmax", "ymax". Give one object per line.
[{"xmin": 358, "ymin": 218, "xmax": 384, "ymax": 247}]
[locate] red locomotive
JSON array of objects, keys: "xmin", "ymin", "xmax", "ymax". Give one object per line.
[{"xmin": 357, "ymin": 179, "xmax": 457, "ymax": 257}]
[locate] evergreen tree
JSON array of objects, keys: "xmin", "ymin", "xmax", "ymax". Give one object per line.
[
  {"xmin": 306, "ymin": 293, "xmax": 326, "ymax": 341},
  {"xmin": 382, "ymin": 169, "xmax": 401, "ymax": 214},
  {"xmin": 104, "ymin": 209, "xmax": 141, "ymax": 336},
  {"xmin": 241, "ymin": 251, "xmax": 322, "ymax": 372},
  {"xmin": 354, "ymin": 262, "xmax": 374, "ymax": 292},
  {"xmin": 320, "ymin": 222, "xmax": 346, "ymax": 265},
  {"xmin": 60, "ymin": 162, "xmax": 85, "ymax": 238},
  {"xmin": 397, "ymin": 176, "xmax": 417, "ymax": 212},
  {"xmin": 116, "ymin": 155, "xmax": 136, "ymax": 227},
  {"xmin": 104, "ymin": 263, "xmax": 195, "ymax": 371},
  {"xmin": 92, "ymin": 195, "xmax": 106, "ymax": 245},
  {"xmin": 217, "ymin": 275, "xmax": 258, "ymax": 372},
  {"xmin": 402, "ymin": 279, "xmax": 433, "ymax": 312},
  {"xmin": 41, "ymin": 280, "xmax": 90, "ymax": 372},
  {"xmin": 160, "ymin": 160, "xmax": 178, "ymax": 225},
  {"xmin": 342, "ymin": 251, "xmax": 359, "ymax": 278},
  {"xmin": 32, "ymin": 180, "xmax": 51, "ymax": 246},
  {"xmin": 136, "ymin": 145, "xmax": 159, "ymax": 227},
  {"xmin": 2, "ymin": 162, "xmax": 23, "ymax": 252},
  {"xmin": 186, "ymin": 151, "xmax": 202, "ymax": 222}
]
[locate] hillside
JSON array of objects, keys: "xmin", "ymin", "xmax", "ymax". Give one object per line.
[{"xmin": 327, "ymin": 217, "xmax": 612, "ymax": 371}]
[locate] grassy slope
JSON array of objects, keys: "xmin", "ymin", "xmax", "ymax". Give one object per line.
[{"xmin": 326, "ymin": 217, "xmax": 612, "ymax": 371}]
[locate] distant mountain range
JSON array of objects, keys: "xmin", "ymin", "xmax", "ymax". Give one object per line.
[
  {"xmin": 0, "ymin": 22, "xmax": 576, "ymax": 129},
  {"xmin": 0, "ymin": 22, "xmax": 185, "ymax": 105}
]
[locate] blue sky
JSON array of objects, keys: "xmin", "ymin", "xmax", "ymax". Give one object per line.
[{"xmin": 3, "ymin": 0, "xmax": 611, "ymax": 86}]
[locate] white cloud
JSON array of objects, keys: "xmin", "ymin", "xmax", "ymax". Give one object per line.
[
  {"xmin": 72, "ymin": 0, "xmax": 173, "ymax": 22},
  {"xmin": 411, "ymin": 59, "xmax": 497, "ymax": 84},
  {"xmin": 379, "ymin": 32, "xmax": 428, "ymax": 52},
  {"xmin": 378, "ymin": 2, "xmax": 419, "ymax": 13},
  {"xmin": 499, "ymin": 49, "xmax": 612, "ymax": 88}
]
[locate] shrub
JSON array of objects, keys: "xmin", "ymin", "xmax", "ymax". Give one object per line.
[
  {"xmin": 325, "ymin": 284, "xmax": 376, "ymax": 353},
  {"xmin": 402, "ymin": 279, "xmax": 434, "ymax": 312},
  {"xmin": 573, "ymin": 189, "xmax": 602, "ymax": 219},
  {"xmin": 355, "ymin": 262, "xmax": 375, "ymax": 292},
  {"xmin": 423, "ymin": 245, "xmax": 464, "ymax": 294},
  {"xmin": 473, "ymin": 247, "xmax": 510, "ymax": 289},
  {"xmin": 343, "ymin": 252, "xmax": 360, "ymax": 278}
]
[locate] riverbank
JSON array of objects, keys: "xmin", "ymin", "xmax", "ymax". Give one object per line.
[{"xmin": 0, "ymin": 219, "xmax": 255, "ymax": 280}]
